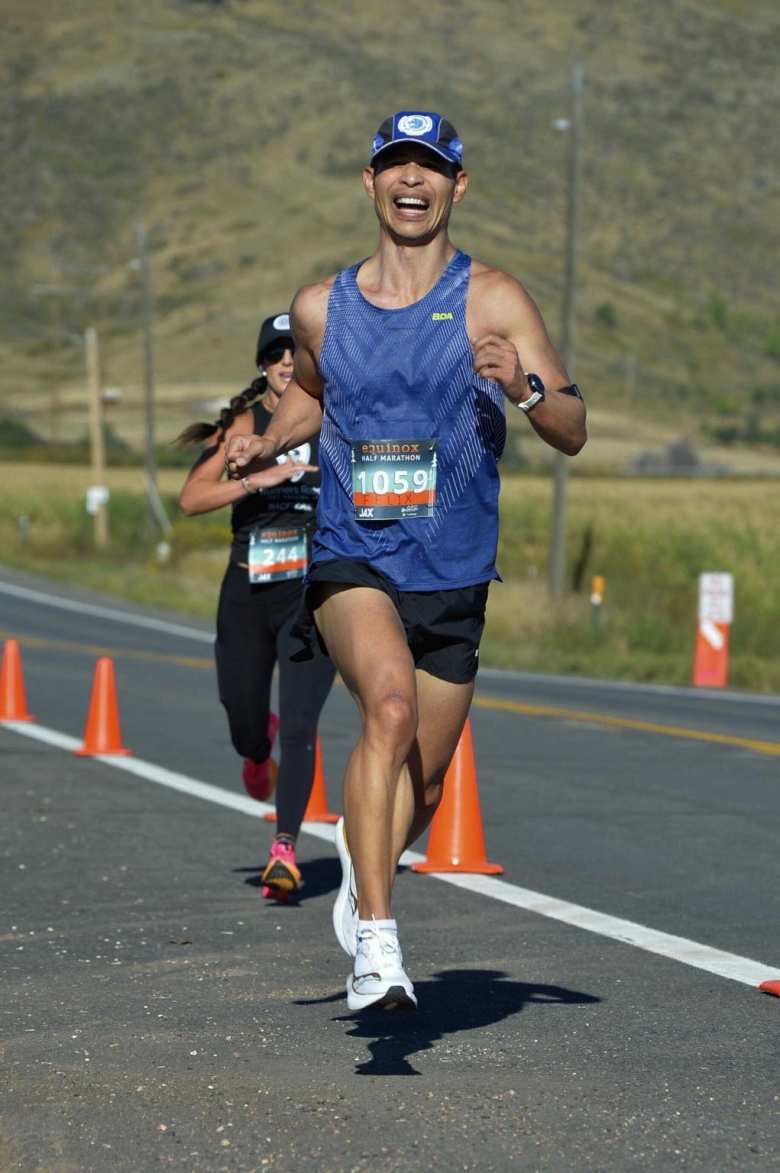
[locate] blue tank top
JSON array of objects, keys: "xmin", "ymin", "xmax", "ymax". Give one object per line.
[{"xmin": 313, "ymin": 250, "xmax": 506, "ymax": 591}]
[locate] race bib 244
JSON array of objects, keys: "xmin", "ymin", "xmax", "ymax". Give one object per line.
[{"xmin": 248, "ymin": 526, "xmax": 307, "ymax": 583}]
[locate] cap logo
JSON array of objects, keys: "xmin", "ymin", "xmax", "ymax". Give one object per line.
[
  {"xmin": 397, "ymin": 114, "xmax": 433, "ymax": 136},
  {"xmin": 273, "ymin": 314, "xmax": 290, "ymax": 331}
]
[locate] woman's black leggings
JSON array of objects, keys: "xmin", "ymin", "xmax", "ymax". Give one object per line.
[{"xmin": 214, "ymin": 560, "xmax": 336, "ymax": 838}]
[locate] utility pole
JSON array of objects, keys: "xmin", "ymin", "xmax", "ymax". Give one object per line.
[
  {"xmin": 85, "ymin": 326, "xmax": 108, "ymax": 548},
  {"xmin": 549, "ymin": 62, "xmax": 584, "ymax": 599},
  {"xmin": 136, "ymin": 224, "xmax": 171, "ymax": 535}
]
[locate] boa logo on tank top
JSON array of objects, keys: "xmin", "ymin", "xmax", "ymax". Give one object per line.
[
  {"xmin": 397, "ymin": 114, "xmax": 433, "ymax": 136},
  {"xmin": 276, "ymin": 443, "xmax": 311, "ymax": 484}
]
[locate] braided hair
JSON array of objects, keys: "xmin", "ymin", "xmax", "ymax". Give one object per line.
[{"xmin": 176, "ymin": 375, "xmax": 267, "ymax": 447}]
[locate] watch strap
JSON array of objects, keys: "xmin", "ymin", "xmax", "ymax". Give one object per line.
[{"xmin": 516, "ymin": 391, "xmax": 544, "ymax": 414}]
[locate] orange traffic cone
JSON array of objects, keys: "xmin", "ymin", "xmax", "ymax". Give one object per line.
[
  {"xmin": 264, "ymin": 734, "xmax": 339, "ymax": 824},
  {"xmin": 0, "ymin": 639, "xmax": 34, "ymax": 722},
  {"xmin": 759, "ymin": 980, "xmax": 780, "ymax": 998},
  {"xmin": 75, "ymin": 658, "xmax": 131, "ymax": 756},
  {"xmin": 412, "ymin": 718, "xmax": 503, "ymax": 875}
]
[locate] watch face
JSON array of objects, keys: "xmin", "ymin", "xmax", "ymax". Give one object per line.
[{"xmin": 527, "ymin": 373, "xmax": 545, "ymax": 394}]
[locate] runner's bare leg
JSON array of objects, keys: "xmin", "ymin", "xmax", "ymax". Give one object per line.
[
  {"xmin": 389, "ymin": 669, "xmax": 474, "ymax": 882},
  {"xmin": 313, "ymin": 585, "xmax": 417, "ymax": 920}
]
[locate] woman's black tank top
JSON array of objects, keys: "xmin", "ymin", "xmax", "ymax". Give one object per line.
[{"xmin": 230, "ymin": 401, "xmax": 320, "ymax": 563}]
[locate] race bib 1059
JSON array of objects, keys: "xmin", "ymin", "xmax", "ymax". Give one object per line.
[
  {"xmin": 248, "ymin": 526, "xmax": 307, "ymax": 583},
  {"xmin": 350, "ymin": 438, "xmax": 437, "ymax": 521}
]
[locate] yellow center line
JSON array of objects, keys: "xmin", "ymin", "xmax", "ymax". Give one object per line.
[
  {"xmin": 472, "ymin": 695, "xmax": 780, "ymax": 758},
  {"xmin": 0, "ymin": 630, "xmax": 213, "ymax": 671}
]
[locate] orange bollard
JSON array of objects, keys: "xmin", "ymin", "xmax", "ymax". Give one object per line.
[
  {"xmin": 75, "ymin": 658, "xmax": 131, "ymax": 756},
  {"xmin": 0, "ymin": 639, "xmax": 34, "ymax": 722},
  {"xmin": 412, "ymin": 718, "xmax": 503, "ymax": 875},
  {"xmin": 264, "ymin": 734, "xmax": 339, "ymax": 824},
  {"xmin": 693, "ymin": 573, "xmax": 733, "ymax": 688},
  {"xmin": 692, "ymin": 621, "xmax": 730, "ymax": 688},
  {"xmin": 759, "ymin": 980, "xmax": 780, "ymax": 998}
]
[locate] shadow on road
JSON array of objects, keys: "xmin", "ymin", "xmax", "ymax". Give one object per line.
[
  {"xmin": 299, "ymin": 969, "xmax": 602, "ymax": 1076},
  {"xmin": 235, "ymin": 855, "xmax": 341, "ymax": 902}
]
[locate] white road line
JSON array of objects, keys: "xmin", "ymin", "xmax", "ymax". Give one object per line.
[
  {"xmin": 435, "ymin": 872, "xmax": 776, "ymax": 987},
  {"xmin": 4, "ymin": 718, "xmax": 778, "ymax": 992},
  {"xmin": 2, "ymin": 721, "xmax": 83, "ymax": 753},
  {"xmin": 3, "ymin": 575, "xmax": 778, "ymax": 709},
  {"xmin": 0, "ymin": 581, "xmax": 213, "ymax": 644}
]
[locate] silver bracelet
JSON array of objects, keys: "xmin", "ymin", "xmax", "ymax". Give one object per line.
[{"xmin": 241, "ymin": 476, "xmax": 260, "ymax": 494}]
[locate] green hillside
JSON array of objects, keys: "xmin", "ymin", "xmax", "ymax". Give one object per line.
[{"xmin": 2, "ymin": 0, "xmax": 780, "ymax": 459}]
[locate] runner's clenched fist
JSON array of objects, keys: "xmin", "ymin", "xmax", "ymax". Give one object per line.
[
  {"xmin": 225, "ymin": 433, "xmax": 278, "ymax": 477},
  {"xmin": 471, "ymin": 333, "xmax": 528, "ymax": 405}
]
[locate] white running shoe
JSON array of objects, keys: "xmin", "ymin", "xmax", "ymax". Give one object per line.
[
  {"xmin": 347, "ymin": 923, "xmax": 417, "ymax": 1012},
  {"xmin": 332, "ymin": 816, "xmax": 359, "ymax": 957}
]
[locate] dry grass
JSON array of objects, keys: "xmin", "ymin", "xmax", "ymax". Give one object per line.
[
  {"xmin": 1, "ymin": 464, "xmax": 778, "ymax": 689},
  {"xmin": 499, "ymin": 472, "xmax": 779, "ymax": 526},
  {"xmin": 2, "ymin": 461, "xmax": 186, "ymax": 496}
]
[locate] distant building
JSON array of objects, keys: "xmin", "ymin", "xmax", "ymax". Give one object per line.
[{"xmin": 630, "ymin": 438, "xmax": 730, "ymax": 477}]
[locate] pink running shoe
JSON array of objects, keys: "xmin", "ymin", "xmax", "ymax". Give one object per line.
[
  {"xmin": 241, "ymin": 712, "xmax": 280, "ymax": 801},
  {"xmin": 261, "ymin": 838, "xmax": 302, "ymax": 901},
  {"xmin": 242, "ymin": 757, "xmax": 278, "ymax": 801}
]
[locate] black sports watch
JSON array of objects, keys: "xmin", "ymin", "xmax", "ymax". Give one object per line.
[{"xmin": 516, "ymin": 372, "xmax": 545, "ymax": 414}]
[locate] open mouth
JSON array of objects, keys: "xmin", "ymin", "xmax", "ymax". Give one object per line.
[{"xmin": 393, "ymin": 196, "xmax": 430, "ymax": 213}]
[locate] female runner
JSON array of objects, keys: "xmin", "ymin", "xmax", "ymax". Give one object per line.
[{"xmin": 178, "ymin": 313, "xmax": 336, "ymax": 899}]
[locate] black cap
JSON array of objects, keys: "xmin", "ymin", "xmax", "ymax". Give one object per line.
[{"xmin": 255, "ymin": 313, "xmax": 293, "ymax": 367}]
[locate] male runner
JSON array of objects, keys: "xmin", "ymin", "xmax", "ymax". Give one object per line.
[{"xmin": 227, "ymin": 111, "xmax": 587, "ymax": 1011}]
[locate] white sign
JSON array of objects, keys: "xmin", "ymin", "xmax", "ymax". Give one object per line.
[
  {"xmin": 698, "ymin": 572, "xmax": 733, "ymax": 624},
  {"xmin": 85, "ymin": 485, "xmax": 110, "ymax": 515}
]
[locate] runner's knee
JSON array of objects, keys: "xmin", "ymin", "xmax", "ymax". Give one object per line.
[{"xmin": 365, "ymin": 691, "xmax": 418, "ymax": 754}]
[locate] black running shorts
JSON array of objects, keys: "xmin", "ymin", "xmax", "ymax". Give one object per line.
[{"xmin": 291, "ymin": 558, "xmax": 490, "ymax": 684}]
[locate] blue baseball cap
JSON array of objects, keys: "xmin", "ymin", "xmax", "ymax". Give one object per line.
[{"xmin": 370, "ymin": 111, "xmax": 463, "ymax": 169}]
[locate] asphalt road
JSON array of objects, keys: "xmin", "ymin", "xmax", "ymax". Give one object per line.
[{"xmin": 2, "ymin": 564, "xmax": 779, "ymax": 1171}]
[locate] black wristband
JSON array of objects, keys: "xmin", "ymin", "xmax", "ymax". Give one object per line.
[{"xmin": 558, "ymin": 383, "xmax": 583, "ymax": 400}]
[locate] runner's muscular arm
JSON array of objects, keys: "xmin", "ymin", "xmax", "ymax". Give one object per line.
[
  {"xmin": 469, "ymin": 269, "xmax": 587, "ymax": 456},
  {"xmin": 226, "ymin": 283, "xmax": 329, "ymax": 477}
]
